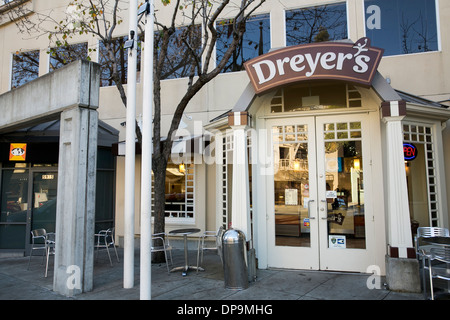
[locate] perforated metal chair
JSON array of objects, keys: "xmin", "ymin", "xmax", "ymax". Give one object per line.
[
  {"xmin": 94, "ymin": 228, "xmax": 119, "ymax": 266},
  {"xmin": 151, "ymin": 232, "xmax": 173, "ymax": 273},
  {"xmin": 427, "ymin": 247, "xmax": 450, "ymax": 300},
  {"xmin": 196, "ymin": 226, "xmax": 224, "ymax": 271},
  {"xmin": 415, "ymin": 227, "xmax": 449, "ymax": 297},
  {"xmin": 44, "ymin": 232, "xmax": 55, "ymax": 278},
  {"xmin": 27, "ymin": 228, "xmax": 48, "ymax": 270}
]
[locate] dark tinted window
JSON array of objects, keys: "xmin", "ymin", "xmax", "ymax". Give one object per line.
[
  {"xmin": 156, "ymin": 25, "xmax": 202, "ymax": 80},
  {"xmin": 216, "ymin": 14, "xmax": 271, "ymax": 73},
  {"xmin": 364, "ymin": 0, "xmax": 438, "ymax": 56},
  {"xmin": 11, "ymin": 50, "xmax": 40, "ymax": 89},
  {"xmin": 99, "ymin": 36, "xmax": 141, "ymax": 87},
  {"xmin": 49, "ymin": 42, "xmax": 88, "ymax": 71},
  {"xmin": 286, "ymin": 3, "xmax": 348, "ymax": 46}
]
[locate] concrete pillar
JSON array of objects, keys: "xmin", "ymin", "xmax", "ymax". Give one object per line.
[
  {"xmin": 0, "ymin": 59, "xmax": 100, "ymax": 296},
  {"xmin": 381, "ymin": 100, "xmax": 420, "ymax": 292},
  {"xmin": 53, "ymin": 106, "xmax": 98, "ymax": 296},
  {"xmin": 228, "ymin": 112, "xmax": 251, "ymax": 242}
]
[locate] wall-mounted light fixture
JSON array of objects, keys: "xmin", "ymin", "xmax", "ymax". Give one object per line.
[{"xmin": 353, "ymin": 158, "xmax": 360, "ymax": 170}]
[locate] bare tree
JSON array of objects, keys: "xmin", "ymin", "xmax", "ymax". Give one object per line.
[
  {"xmin": 151, "ymin": 0, "xmax": 265, "ymax": 261},
  {"xmin": 6, "ymin": 0, "xmax": 266, "ymax": 262},
  {"xmin": 399, "ymin": 12, "xmax": 437, "ymax": 54},
  {"xmin": 285, "ymin": 3, "xmax": 347, "ymax": 45}
]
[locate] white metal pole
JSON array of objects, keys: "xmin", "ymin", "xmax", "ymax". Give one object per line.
[
  {"xmin": 140, "ymin": 0, "xmax": 154, "ymax": 300},
  {"xmin": 124, "ymin": 0, "xmax": 138, "ymax": 289}
]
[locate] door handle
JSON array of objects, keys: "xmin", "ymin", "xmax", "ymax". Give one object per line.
[
  {"xmin": 307, "ymin": 200, "xmax": 315, "ymax": 219},
  {"xmin": 320, "ymin": 200, "xmax": 328, "ymax": 220}
]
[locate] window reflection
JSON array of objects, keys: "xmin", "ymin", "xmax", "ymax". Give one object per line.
[
  {"xmin": 156, "ymin": 25, "xmax": 202, "ymax": 80},
  {"xmin": 217, "ymin": 14, "xmax": 271, "ymax": 73},
  {"xmin": 324, "ymin": 127, "xmax": 366, "ymax": 249},
  {"xmin": 285, "ymin": 3, "xmax": 348, "ymax": 46},
  {"xmin": 31, "ymin": 172, "xmax": 57, "ymax": 233},
  {"xmin": 273, "ymin": 125, "xmax": 311, "ymax": 247},
  {"xmin": 99, "ymin": 36, "xmax": 141, "ymax": 87},
  {"xmin": 11, "ymin": 50, "xmax": 40, "ymax": 89},
  {"xmin": 364, "ymin": 0, "xmax": 438, "ymax": 56},
  {"xmin": 49, "ymin": 42, "xmax": 88, "ymax": 72},
  {"xmin": 152, "ymin": 162, "xmax": 195, "ymax": 220},
  {"xmin": 0, "ymin": 168, "xmax": 29, "ymax": 249}
]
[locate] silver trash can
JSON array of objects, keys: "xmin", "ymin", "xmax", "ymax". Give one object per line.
[{"xmin": 222, "ymin": 229, "xmax": 248, "ymax": 290}]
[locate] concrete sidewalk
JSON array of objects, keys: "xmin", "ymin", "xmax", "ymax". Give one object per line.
[{"xmin": 0, "ymin": 247, "xmax": 426, "ymax": 300}]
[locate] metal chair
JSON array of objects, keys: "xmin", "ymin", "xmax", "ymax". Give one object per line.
[
  {"xmin": 27, "ymin": 228, "xmax": 48, "ymax": 270},
  {"xmin": 196, "ymin": 226, "xmax": 224, "ymax": 271},
  {"xmin": 44, "ymin": 232, "xmax": 56, "ymax": 278},
  {"xmin": 94, "ymin": 228, "xmax": 119, "ymax": 266},
  {"xmin": 151, "ymin": 232, "xmax": 173, "ymax": 273},
  {"xmin": 415, "ymin": 227, "xmax": 449, "ymax": 297},
  {"xmin": 427, "ymin": 247, "xmax": 450, "ymax": 300}
]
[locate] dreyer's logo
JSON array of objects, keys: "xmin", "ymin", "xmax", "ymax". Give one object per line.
[{"xmin": 244, "ymin": 37, "xmax": 384, "ymax": 94}]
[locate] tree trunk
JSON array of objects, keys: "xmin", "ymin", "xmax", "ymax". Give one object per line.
[{"xmin": 151, "ymin": 154, "xmax": 169, "ymax": 263}]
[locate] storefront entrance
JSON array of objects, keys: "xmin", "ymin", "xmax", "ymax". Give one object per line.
[
  {"xmin": 0, "ymin": 164, "xmax": 58, "ymax": 253},
  {"xmin": 267, "ymin": 113, "xmax": 374, "ymax": 272}
]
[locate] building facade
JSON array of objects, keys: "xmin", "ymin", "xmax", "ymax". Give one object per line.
[{"xmin": 0, "ymin": 0, "xmax": 449, "ymax": 292}]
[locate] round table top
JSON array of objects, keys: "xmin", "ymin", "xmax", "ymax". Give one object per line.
[
  {"xmin": 169, "ymin": 228, "xmax": 200, "ymax": 236},
  {"xmin": 423, "ymin": 236, "xmax": 450, "ymax": 246}
]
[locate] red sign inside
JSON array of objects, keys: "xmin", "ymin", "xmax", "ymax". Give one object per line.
[{"xmin": 403, "ymin": 143, "xmax": 417, "ymax": 161}]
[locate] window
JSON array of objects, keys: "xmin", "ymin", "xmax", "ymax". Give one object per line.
[
  {"xmin": 285, "ymin": 3, "xmax": 348, "ymax": 46},
  {"xmin": 49, "ymin": 42, "xmax": 88, "ymax": 72},
  {"xmin": 216, "ymin": 14, "xmax": 271, "ymax": 73},
  {"xmin": 98, "ymin": 36, "xmax": 141, "ymax": 87},
  {"xmin": 270, "ymin": 83, "xmax": 361, "ymax": 113},
  {"xmin": 11, "ymin": 49, "xmax": 39, "ymax": 89},
  {"xmin": 1, "ymin": 0, "xmax": 13, "ymax": 6},
  {"xmin": 152, "ymin": 162, "xmax": 194, "ymax": 222},
  {"xmin": 95, "ymin": 148, "xmax": 116, "ymax": 232},
  {"xmin": 157, "ymin": 25, "xmax": 202, "ymax": 80},
  {"xmin": 1, "ymin": 0, "xmax": 16, "ymax": 6},
  {"xmin": 403, "ymin": 123, "xmax": 439, "ymax": 227},
  {"xmin": 364, "ymin": 0, "xmax": 438, "ymax": 56}
]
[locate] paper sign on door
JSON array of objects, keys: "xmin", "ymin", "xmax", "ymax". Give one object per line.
[{"xmin": 285, "ymin": 189, "xmax": 298, "ymax": 205}]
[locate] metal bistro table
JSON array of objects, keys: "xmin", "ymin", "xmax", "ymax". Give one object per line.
[{"xmin": 169, "ymin": 228, "xmax": 203, "ymax": 276}]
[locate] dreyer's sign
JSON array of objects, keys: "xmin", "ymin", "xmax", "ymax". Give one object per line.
[{"xmin": 244, "ymin": 38, "xmax": 384, "ymax": 94}]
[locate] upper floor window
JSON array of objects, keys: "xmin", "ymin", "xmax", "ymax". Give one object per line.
[
  {"xmin": 98, "ymin": 36, "xmax": 141, "ymax": 87},
  {"xmin": 11, "ymin": 49, "xmax": 39, "ymax": 89},
  {"xmin": 285, "ymin": 3, "xmax": 348, "ymax": 46},
  {"xmin": 157, "ymin": 25, "xmax": 202, "ymax": 80},
  {"xmin": 364, "ymin": 0, "xmax": 438, "ymax": 56},
  {"xmin": 216, "ymin": 13, "xmax": 271, "ymax": 73},
  {"xmin": 49, "ymin": 42, "xmax": 88, "ymax": 72}
]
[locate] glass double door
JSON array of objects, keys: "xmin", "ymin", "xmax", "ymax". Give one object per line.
[
  {"xmin": 0, "ymin": 166, "xmax": 57, "ymax": 252},
  {"xmin": 268, "ymin": 114, "xmax": 372, "ymax": 272}
]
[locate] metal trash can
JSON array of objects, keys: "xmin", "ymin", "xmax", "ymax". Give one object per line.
[{"xmin": 222, "ymin": 229, "xmax": 248, "ymax": 290}]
